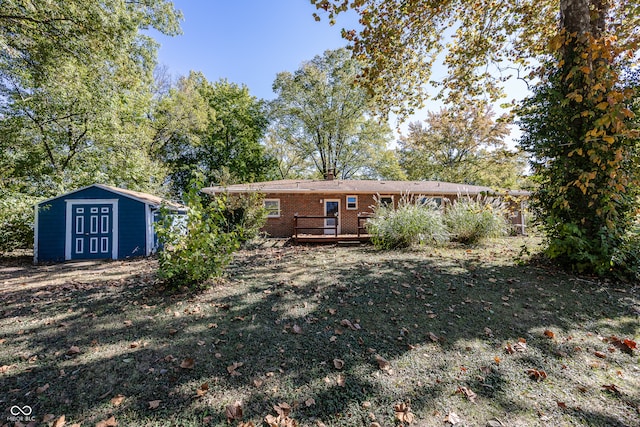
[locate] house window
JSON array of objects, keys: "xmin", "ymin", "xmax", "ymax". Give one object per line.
[
  {"xmin": 346, "ymin": 195, "xmax": 358, "ymax": 210},
  {"xmin": 264, "ymin": 199, "xmax": 280, "ymax": 218},
  {"xmin": 379, "ymin": 196, "xmax": 393, "ymax": 207},
  {"xmin": 419, "ymin": 197, "xmax": 446, "ymax": 208}
]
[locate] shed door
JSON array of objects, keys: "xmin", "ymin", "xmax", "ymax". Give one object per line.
[{"xmin": 69, "ymin": 203, "xmax": 115, "ymax": 260}]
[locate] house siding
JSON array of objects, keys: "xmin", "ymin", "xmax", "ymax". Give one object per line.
[
  {"xmin": 261, "ymin": 192, "xmax": 385, "ymax": 237},
  {"xmin": 36, "ymin": 186, "xmax": 149, "ymax": 262}
]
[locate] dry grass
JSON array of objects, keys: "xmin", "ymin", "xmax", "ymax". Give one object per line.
[{"xmin": 0, "ymin": 237, "xmax": 638, "ymax": 426}]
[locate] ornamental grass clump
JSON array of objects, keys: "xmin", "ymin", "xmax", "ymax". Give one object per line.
[
  {"xmin": 367, "ymin": 195, "xmax": 449, "ymax": 249},
  {"xmin": 444, "ymin": 195, "xmax": 509, "ymax": 244}
]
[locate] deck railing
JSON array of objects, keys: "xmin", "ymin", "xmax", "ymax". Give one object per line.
[
  {"xmin": 293, "ymin": 214, "xmax": 338, "ymax": 239},
  {"xmin": 357, "ymin": 213, "xmax": 373, "ymax": 237}
]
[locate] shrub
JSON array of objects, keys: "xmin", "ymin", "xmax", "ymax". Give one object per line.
[
  {"xmin": 155, "ymin": 183, "xmax": 266, "ymax": 290},
  {"xmin": 367, "ymin": 195, "xmax": 449, "ymax": 249},
  {"xmin": 444, "ymin": 196, "xmax": 509, "ymax": 244},
  {"xmin": 0, "ymin": 193, "xmax": 37, "ymax": 253},
  {"xmin": 612, "ymin": 218, "xmax": 640, "ymax": 280}
]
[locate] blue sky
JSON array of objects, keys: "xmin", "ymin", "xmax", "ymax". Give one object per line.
[
  {"xmin": 151, "ymin": 1, "xmax": 529, "ymax": 144},
  {"xmin": 152, "ymin": 1, "xmax": 359, "ymax": 101}
]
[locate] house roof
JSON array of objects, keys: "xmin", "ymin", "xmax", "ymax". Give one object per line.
[
  {"xmin": 37, "ymin": 184, "xmax": 186, "ymax": 211},
  {"xmin": 202, "ymin": 179, "xmax": 529, "ymax": 197}
]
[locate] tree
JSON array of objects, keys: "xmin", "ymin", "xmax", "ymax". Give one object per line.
[
  {"xmin": 0, "ymin": 0, "xmax": 182, "ymax": 197},
  {"xmin": 0, "ymin": 0, "xmax": 181, "ymax": 250},
  {"xmin": 312, "ymin": 0, "xmax": 640, "ymax": 275},
  {"xmin": 270, "ymin": 48, "xmax": 400, "ymax": 179},
  {"xmin": 398, "ymin": 105, "xmax": 526, "ymax": 188},
  {"xmin": 154, "ymin": 72, "xmax": 276, "ymax": 195}
]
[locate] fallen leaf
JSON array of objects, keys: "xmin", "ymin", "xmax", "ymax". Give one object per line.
[
  {"xmin": 0, "ymin": 365, "xmax": 10, "ymax": 373},
  {"xmin": 36, "ymin": 383, "xmax": 50, "ymax": 394},
  {"xmin": 328, "ymin": 308, "xmax": 337, "ymax": 315},
  {"xmin": 110, "ymin": 394, "xmax": 125, "ymax": 406},
  {"xmin": 374, "ymin": 354, "xmax": 390, "ymax": 371},
  {"xmin": 96, "ymin": 416, "xmax": 118, "ymax": 427},
  {"xmin": 557, "ymin": 401, "xmax": 567, "ymax": 409},
  {"xmin": 292, "ymin": 324, "xmax": 303, "ymax": 334},
  {"xmin": 67, "ymin": 346, "xmax": 80, "ymax": 355},
  {"xmin": 305, "ymin": 398, "xmax": 316, "ymax": 407},
  {"xmin": 394, "ymin": 402, "xmax": 415, "ymax": 424},
  {"xmin": 341, "ymin": 319, "xmax": 357, "ymax": 330},
  {"xmin": 602, "ymin": 383, "xmax": 621, "ymax": 395},
  {"xmin": 594, "ymin": 351, "xmax": 607, "ymax": 359},
  {"xmin": 544, "ymin": 329, "xmax": 555, "ymax": 339},
  {"xmin": 526, "ymin": 369, "xmax": 547, "ymax": 381},
  {"xmin": 428, "ymin": 332, "xmax": 439, "ymax": 342},
  {"xmin": 494, "ymin": 356, "xmax": 501, "ymax": 365},
  {"xmin": 180, "ymin": 358, "xmax": 195, "ymax": 369},
  {"xmin": 444, "ymin": 411, "xmax": 461, "ymax": 425},
  {"xmin": 265, "ymin": 414, "xmax": 279, "ymax": 427},
  {"xmin": 456, "ymin": 386, "xmax": 477, "ymax": 403},
  {"xmin": 253, "ymin": 378, "xmax": 264, "ymax": 387},
  {"xmin": 148, "ymin": 400, "xmax": 161, "ymax": 409},
  {"xmin": 52, "ymin": 415, "xmax": 65, "ymax": 427},
  {"xmin": 196, "ymin": 382, "xmax": 209, "ymax": 397},
  {"xmin": 337, "ymin": 373, "xmax": 346, "ymax": 387},
  {"xmin": 333, "ymin": 358, "xmax": 345, "ymax": 370},
  {"xmin": 43, "ymin": 414, "xmax": 56, "ymax": 423},
  {"xmin": 226, "ymin": 401, "xmax": 243, "ymax": 421},
  {"xmin": 227, "ymin": 361, "xmax": 244, "ymax": 376},
  {"xmin": 273, "ymin": 402, "xmax": 291, "ymax": 418}
]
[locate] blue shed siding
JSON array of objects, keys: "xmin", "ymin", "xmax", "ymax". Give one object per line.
[
  {"xmin": 37, "ymin": 199, "xmax": 67, "ymax": 262},
  {"xmin": 36, "ymin": 186, "xmax": 150, "ymax": 262}
]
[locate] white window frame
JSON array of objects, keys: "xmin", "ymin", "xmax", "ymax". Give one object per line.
[
  {"xmin": 379, "ymin": 195, "xmax": 394, "ymax": 207},
  {"xmin": 264, "ymin": 199, "xmax": 281, "ymax": 218},
  {"xmin": 346, "ymin": 195, "xmax": 358, "ymax": 210}
]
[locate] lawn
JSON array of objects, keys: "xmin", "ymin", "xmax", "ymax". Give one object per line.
[{"xmin": 0, "ymin": 237, "xmax": 638, "ymax": 427}]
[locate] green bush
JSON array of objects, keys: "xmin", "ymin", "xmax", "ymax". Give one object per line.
[
  {"xmin": 367, "ymin": 196, "xmax": 449, "ymax": 249},
  {"xmin": 155, "ymin": 183, "xmax": 266, "ymax": 290},
  {"xmin": 612, "ymin": 219, "xmax": 640, "ymax": 280},
  {"xmin": 444, "ymin": 196, "xmax": 509, "ymax": 244},
  {"xmin": 0, "ymin": 193, "xmax": 37, "ymax": 253}
]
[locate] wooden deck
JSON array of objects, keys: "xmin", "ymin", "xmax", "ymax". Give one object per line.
[{"xmin": 293, "ymin": 233, "xmax": 371, "ymax": 244}]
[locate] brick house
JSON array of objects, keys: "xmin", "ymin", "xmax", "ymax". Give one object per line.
[{"xmin": 202, "ymin": 174, "xmax": 529, "ymax": 239}]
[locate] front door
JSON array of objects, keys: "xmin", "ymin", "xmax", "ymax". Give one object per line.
[
  {"xmin": 324, "ymin": 199, "xmax": 340, "ymax": 235},
  {"xmin": 70, "ymin": 203, "xmax": 114, "ymax": 259}
]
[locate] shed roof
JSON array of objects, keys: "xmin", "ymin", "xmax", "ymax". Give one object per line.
[
  {"xmin": 202, "ymin": 179, "xmax": 529, "ymax": 197},
  {"xmin": 37, "ymin": 184, "xmax": 186, "ymax": 210}
]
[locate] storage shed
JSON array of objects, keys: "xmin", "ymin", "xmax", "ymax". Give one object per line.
[{"xmin": 34, "ymin": 184, "xmax": 185, "ymax": 263}]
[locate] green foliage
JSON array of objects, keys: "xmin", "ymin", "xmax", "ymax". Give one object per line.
[
  {"xmin": 519, "ymin": 56, "xmax": 640, "ymax": 275},
  {"xmin": 0, "ymin": 0, "xmax": 180, "ymax": 198},
  {"xmin": 154, "ymin": 72, "xmax": 277, "ymax": 196},
  {"xmin": 444, "ymin": 196, "xmax": 509, "ymax": 245},
  {"xmin": 269, "ymin": 48, "xmax": 398, "ymax": 180},
  {"xmin": 398, "ymin": 104, "xmax": 526, "ymax": 188},
  {"xmin": 155, "ymin": 181, "xmax": 267, "ymax": 290},
  {"xmin": 0, "ymin": 192, "xmax": 37, "ymax": 253},
  {"xmin": 367, "ymin": 196, "xmax": 449, "ymax": 249}
]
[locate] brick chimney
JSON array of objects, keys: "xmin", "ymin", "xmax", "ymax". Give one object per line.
[{"xmin": 325, "ymin": 168, "xmax": 335, "ymax": 181}]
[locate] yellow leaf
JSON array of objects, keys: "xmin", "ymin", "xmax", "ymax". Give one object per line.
[
  {"xmin": 580, "ymin": 66, "xmax": 591, "ymax": 74},
  {"xmin": 110, "ymin": 394, "xmax": 125, "ymax": 406},
  {"xmin": 603, "ymin": 136, "xmax": 615, "ymax": 144},
  {"xmin": 53, "ymin": 415, "xmax": 66, "ymax": 427},
  {"xmin": 548, "ymin": 34, "xmax": 564, "ymax": 51},
  {"xmin": 596, "ymin": 102, "xmax": 609, "ymax": 110}
]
